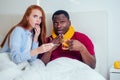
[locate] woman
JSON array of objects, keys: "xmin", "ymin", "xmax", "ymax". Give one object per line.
[{"xmin": 0, "ymin": 5, "xmax": 54, "ymax": 64}]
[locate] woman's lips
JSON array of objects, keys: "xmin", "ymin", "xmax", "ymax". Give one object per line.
[{"xmin": 35, "ymin": 23, "xmax": 40, "ymax": 25}]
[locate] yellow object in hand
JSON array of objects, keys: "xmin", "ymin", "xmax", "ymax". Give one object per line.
[
  {"xmin": 62, "ymin": 42, "xmax": 68, "ymax": 47},
  {"xmin": 62, "ymin": 40, "xmax": 69, "ymax": 50},
  {"xmin": 114, "ymin": 61, "xmax": 120, "ymax": 69}
]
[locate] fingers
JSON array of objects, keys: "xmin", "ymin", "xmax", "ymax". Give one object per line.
[
  {"xmin": 42, "ymin": 43, "xmax": 54, "ymax": 52},
  {"xmin": 34, "ymin": 25, "xmax": 41, "ymax": 36},
  {"xmin": 49, "ymin": 37, "xmax": 53, "ymax": 42},
  {"xmin": 69, "ymin": 40, "xmax": 82, "ymax": 51},
  {"xmin": 50, "ymin": 35, "xmax": 62, "ymax": 45}
]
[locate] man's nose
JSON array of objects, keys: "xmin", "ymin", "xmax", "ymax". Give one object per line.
[{"xmin": 57, "ymin": 23, "xmax": 61, "ymax": 28}]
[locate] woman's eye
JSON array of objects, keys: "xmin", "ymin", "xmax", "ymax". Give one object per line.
[
  {"xmin": 33, "ymin": 15, "xmax": 37, "ymax": 18},
  {"xmin": 39, "ymin": 17, "xmax": 42, "ymax": 19}
]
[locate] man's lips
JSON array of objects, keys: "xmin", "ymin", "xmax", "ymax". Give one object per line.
[{"xmin": 57, "ymin": 30, "xmax": 62, "ymax": 33}]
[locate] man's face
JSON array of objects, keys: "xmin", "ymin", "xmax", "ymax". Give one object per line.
[{"xmin": 53, "ymin": 14, "xmax": 71, "ymax": 35}]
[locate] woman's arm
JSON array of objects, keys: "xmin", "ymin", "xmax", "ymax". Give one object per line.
[{"xmin": 9, "ymin": 27, "xmax": 32, "ymax": 64}]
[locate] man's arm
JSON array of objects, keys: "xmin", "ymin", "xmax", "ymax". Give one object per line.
[
  {"xmin": 41, "ymin": 35, "xmax": 62, "ymax": 64},
  {"xmin": 78, "ymin": 44, "xmax": 96, "ymax": 69},
  {"xmin": 69, "ymin": 40, "xmax": 96, "ymax": 69},
  {"xmin": 40, "ymin": 51, "xmax": 52, "ymax": 65}
]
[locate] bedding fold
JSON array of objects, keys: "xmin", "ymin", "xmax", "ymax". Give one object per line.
[{"xmin": 0, "ymin": 53, "xmax": 105, "ymax": 80}]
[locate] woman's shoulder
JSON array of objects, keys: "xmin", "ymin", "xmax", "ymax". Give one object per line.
[
  {"xmin": 10, "ymin": 26, "xmax": 26, "ymax": 37},
  {"xmin": 14, "ymin": 26, "xmax": 24, "ymax": 32},
  {"xmin": 12, "ymin": 26, "xmax": 26, "ymax": 34}
]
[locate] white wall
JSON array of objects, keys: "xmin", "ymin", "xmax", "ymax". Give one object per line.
[
  {"xmin": 0, "ymin": 0, "xmax": 120, "ymax": 80},
  {"xmin": 0, "ymin": 0, "xmax": 37, "ymax": 42},
  {"xmin": 0, "ymin": 0, "xmax": 37, "ymax": 15}
]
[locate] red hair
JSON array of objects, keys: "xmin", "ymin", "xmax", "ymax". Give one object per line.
[{"xmin": 1, "ymin": 5, "xmax": 46, "ymax": 47}]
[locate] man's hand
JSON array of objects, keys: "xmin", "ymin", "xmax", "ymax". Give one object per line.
[
  {"xmin": 49, "ymin": 34, "xmax": 63, "ymax": 52},
  {"xmin": 69, "ymin": 39, "xmax": 84, "ymax": 52}
]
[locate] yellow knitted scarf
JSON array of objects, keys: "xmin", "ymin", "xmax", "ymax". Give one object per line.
[{"xmin": 52, "ymin": 25, "xmax": 75, "ymax": 40}]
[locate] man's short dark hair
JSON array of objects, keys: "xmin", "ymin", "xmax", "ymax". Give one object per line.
[{"xmin": 52, "ymin": 10, "xmax": 70, "ymax": 21}]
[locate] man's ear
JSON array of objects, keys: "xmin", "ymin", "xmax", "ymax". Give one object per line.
[
  {"xmin": 69, "ymin": 20, "xmax": 71, "ymax": 25},
  {"xmin": 69, "ymin": 20, "xmax": 71, "ymax": 26}
]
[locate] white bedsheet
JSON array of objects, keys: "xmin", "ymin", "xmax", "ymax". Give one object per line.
[{"xmin": 0, "ymin": 53, "xmax": 106, "ymax": 80}]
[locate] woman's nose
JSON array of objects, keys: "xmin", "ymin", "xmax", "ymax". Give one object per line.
[{"xmin": 37, "ymin": 18, "xmax": 41, "ymax": 23}]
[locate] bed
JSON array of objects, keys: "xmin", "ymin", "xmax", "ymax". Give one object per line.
[
  {"xmin": 0, "ymin": 11, "xmax": 107, "ymax": 80},
  {"xmin": 0, "ymin": 53, "xmax": 105, "ymax": 80}
]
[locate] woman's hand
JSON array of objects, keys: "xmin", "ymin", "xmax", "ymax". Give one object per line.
[
  {"xmin": 34, "ymin": 25, "xmax": 41, "ymax": 42},
  {"xmin": 34, "ymin": 25, "xmax": 41, "ymax": 36},
  {"xmin": 38, "ymin": 43, "xmax": 55, "ymax": 54}
]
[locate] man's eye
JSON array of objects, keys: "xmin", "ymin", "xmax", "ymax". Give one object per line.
[
  {"xmin": 61, "ymin": 21, "xmax": 65, "ymax": 23},
  {"xmin": 54, "ymin": 22, "xmax": 57, "ymax": 25}
]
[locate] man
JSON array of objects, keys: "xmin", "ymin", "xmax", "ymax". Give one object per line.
[{"xmin": 39, "ymin": 10, "xmax": 96, "ymax": 69}]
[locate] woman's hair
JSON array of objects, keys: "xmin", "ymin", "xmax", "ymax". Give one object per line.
[{"xmin": 1, "ymin": 5, "xmax": 46, "ymax": 47}]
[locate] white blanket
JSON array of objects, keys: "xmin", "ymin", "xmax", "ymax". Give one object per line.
[{"xmin": 0, "ymin": 53, "xmax": 106, "ymax": 80}]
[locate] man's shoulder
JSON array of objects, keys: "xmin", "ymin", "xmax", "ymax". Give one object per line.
[
  {"xmin": 73, "ymin": 31, "xmax": 91, "ymax": 40},
  {"xmin": 74, "ymin": 31, "xmax": 87, "ymax": 37}
]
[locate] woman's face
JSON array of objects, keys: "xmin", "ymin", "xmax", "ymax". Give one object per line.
[{"xmin": 27, "ymin": 9, "xmax": 42, "ymax": 29}]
